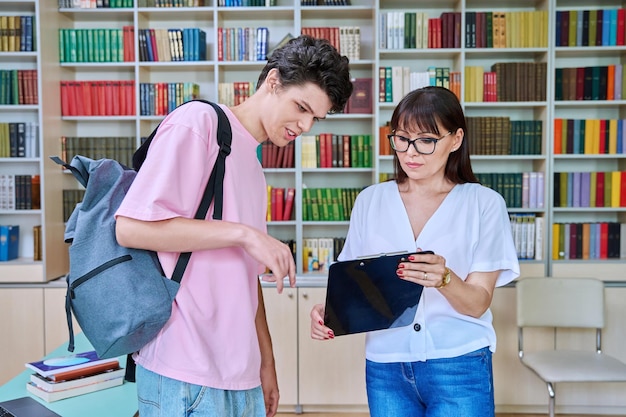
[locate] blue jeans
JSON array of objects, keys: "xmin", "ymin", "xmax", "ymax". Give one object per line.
[
  {"xmin": 366, "ymin": 347, "xmax": 495, "ymax": 417},
  {"xmin": 136, "ymin": 364, "xmax": 265, "ymax": 417}
]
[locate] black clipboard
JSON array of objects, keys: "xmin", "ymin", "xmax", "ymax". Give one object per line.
[{"xmin": 323, "ymin": 251, "xmax": 429, "ymax": 336}]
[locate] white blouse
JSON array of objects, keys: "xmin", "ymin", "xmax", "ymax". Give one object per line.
[{"xmin": 338, "ymin": 181, "xmax": 520, "ymax": 363}]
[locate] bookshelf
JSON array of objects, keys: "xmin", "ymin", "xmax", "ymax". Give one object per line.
[{"xmin": 0, "ymin": 0, "xmax": 66, "ymax": 283}]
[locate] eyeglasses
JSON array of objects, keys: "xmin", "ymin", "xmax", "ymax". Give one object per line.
[{"xmin": 387, "ymin": 130, "xmax": 453, "ymax": 155}]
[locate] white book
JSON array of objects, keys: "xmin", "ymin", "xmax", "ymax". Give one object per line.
[{"xmin": 26, "ymin": 376, "xmax": 124, "ymax": 402}]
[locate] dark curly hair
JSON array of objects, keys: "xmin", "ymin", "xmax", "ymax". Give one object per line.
[{"xmin": 257, "ymin": 35, "xmax": 353, "ymax": 114}]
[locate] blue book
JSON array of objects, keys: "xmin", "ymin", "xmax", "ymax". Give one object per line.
[
  {"xmin": 198, "ymin": 29, "xmax": 207, "ymax": 61},
  {"xmin": 0, "ymin": 225, "xmax": 19, "ymax": 261},
  {"xmin": 602, "ymin": 9, "xmax": 611, "ymax": 46}
]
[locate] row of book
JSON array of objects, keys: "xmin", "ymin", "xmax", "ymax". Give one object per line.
[
  {"xmin": 300, "ymin": 0, "xmax": 349, "ymax": 5},
  {"xmin": 553, "ymin": 171, "xmax": 626, "ymax": 208},
  {"xmin": 0, "ymin": 225, "xmax": 19, "ymax": 261},
  {"xmin": 476, "ymin": 172, "xmax": 545, "ymax": 210},
  {"xmin": 139, "ymin": 82, "xmax": 200, "ymax": 116},
  {"xmin": 0, "ymin": 69, "xmax": 38, "ymax": 105},
  {"xmin": 139, "ymin": 28, "xmax": 206, "ymax": 62},
  {"xmin": 510, "ymin": 214, "xmax": 543, "ymax": 260},
  {"xmin": 58, "ymin": 28, "xmax": 131, "ymax": 63},
  {"xmin": 58, "ymin": 0, "xmax": 133, "ymax": 7},
  {"xmin": 301, "ymin": 187, "xmax": 361, "ymax": 222},
  {"xmin": 301, "ymin": 26, "xmax": 360, "ymax": 62},
  {"xmin": 0, "ymin": 15, "xmax": 35, "ymax": 52},
  {"xmin": 466, "ymin": 11, "xmax": 549, "ymax": 49},
  {"xmin": 552, "ymin": 222, "xmax": 626, "ymax": 260},
  {"xmin": 62, "ymin": 189, "xmax": 86, "ymax": 223},
  {"xmin": 379, "ymin": 12, "xmax": 458, "ymax": 50},
  {"xmin": 466, "ymin": 118, "xmax": 542, "ymax": 156},
  {"xmin": 303, "ymin": 237, "xmax": 336, "ymax": 273},
  {"xmin": 556, "ymin": 9, "xmax": 626, "ymax": 47},
  {"xmin": 218, "ymin": 81, "xmax": 255, "ymax": 107},
  {"xmin": 218, "ymin": 0, "xmax": 275, "ymax": 5},
  {"xmin": 0, "ymin": 122, "xmax": 39, "ymax": 158},
  {"xmin": 217, "ymin": 27, "xmax": 268, "ymax": 62},
  {"xmin": 267, "ymin": 186, "xmax": 295, "ymax": 222},
  {"xmin": 378, "ymin": 66, "xmax": 461, "ymax": 104},
  {"xmin": 25, "ymin": 350, "xmax": 125, "ymax": 403},
  {"xmin": 556, "ymin": 65, "xmax": 626, "ymax": 101},
  {"xmin": 554, "ymin": 118, "xmax": 626, "ymax": 155},
  {"xmin": 60, "ymin": 80, "xmax": 136, "ymax": 116},
  {"xmin": 301, "ymin": 134, "xmax": 372, "ymax": 169},
  {"xmin": 0, "ymin": 174, "xmax": 40, "ymax": 211},
  {"xmin": 139, "ymin": 0, "xmax": 205, "ymax": 6},
  {"xmin": 258, "ymin": 141, "xmax": 295, "ymax": 169},
  {"xmin": 465, "ymin": 62, "xmax": 547, "ymax": 102},
  {"xmin": 61, "ymin": 136, "xmax": 137, "ymax": 169}
]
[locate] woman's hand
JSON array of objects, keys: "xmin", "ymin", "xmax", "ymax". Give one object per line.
[
  {"xmin": 397, "ymin": 251, "xmax": 449, "ymax": 288},
  {"xmin": 310, "ymin": 304, "xmax": 334, "ymax": 340}
]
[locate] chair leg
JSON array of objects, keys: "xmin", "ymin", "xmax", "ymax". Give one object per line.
[{"xmin": 547, "ymin": 382, "xmax": 555, "ymax": 417}]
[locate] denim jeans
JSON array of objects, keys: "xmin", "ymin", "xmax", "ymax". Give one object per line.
[
  {"xmin": 366, "ymin": 347, "xmax": 495, "ymax": 417},
  {"xmin": 136, "ymin": 364, "xmax": 265, "ymax": 417}
]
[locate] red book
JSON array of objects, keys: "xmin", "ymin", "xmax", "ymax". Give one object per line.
[
  {"xmin": 576, "ymin": 67, "xmax": 585, "ymax": 100},
  {"xmin": 324, "ymin": 133, "xmax": 332, "ymax": 168},
  {"xmin": 621, "ymin": 171, "xmax": 626, "ymax": 207},
  {"xmin": 282, "ymin": 188, "xmax": 295, "ymax": 221},
  {"xmin": 60, "ymin": 81, "xmax": 70, "ymax": 116},
  {"xmin": 598, "ymin": 119, "xmax": 607, "ymax": 153},
  {"xmin": 149, "ymin": 28, "xmax": 159, "ymax": 61},
  {"xmin": 275, "ymin": 145, "xmax": 285, "ymax": 168},
  {"xmin": 596, "ymin": 171, "xmax": 605, "ymax": 207},
  {"xmin": 569, "ymin": 222, "xmax": 578, "ymax": 259},
  {"xmin": 285, "ymin": 142, "xmax": 294, "ymax": 168},
  {"xmin": 554, "ymin": 118, "xmax": 562, "ymax": 154},
  {"xmin": 127, "ymin": 80, "xmax": 136, "ymax": 116},
  {"xmin": 275, "ymin": 187, "xmax": 284, "ymax": 221}
]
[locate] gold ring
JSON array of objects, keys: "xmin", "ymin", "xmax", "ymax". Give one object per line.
[{"xmin": 424, "ymin": 272, "xmax": 428, "ymax": 280}]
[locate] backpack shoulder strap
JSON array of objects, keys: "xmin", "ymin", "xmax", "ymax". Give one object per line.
[{"xmin": 170, "ymin": 101, "xmax": 232, "ymax": 283}]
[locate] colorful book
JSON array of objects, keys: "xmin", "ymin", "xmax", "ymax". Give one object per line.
[
  {"xmin": 29, "ymin": 366, "xmax": 125, "ymax": 392},
  {"xmin": 25, "ymin": 350, "xmax": 119, "ymax": 379}
]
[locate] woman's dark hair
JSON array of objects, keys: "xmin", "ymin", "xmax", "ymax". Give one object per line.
[
  {"xmin": 390, "ymin": 86, "xmax": 478, "ymax": 185},
  {"xmin": 257, "ymin": 35, "xmax": 353, "ymax": 113}
]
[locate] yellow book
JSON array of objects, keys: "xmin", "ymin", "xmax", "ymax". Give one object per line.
[
  {"xmin": 552, "ymin": 222, "xmax": 560, "ymax": 260},
  {"xmin": 611, "ymin": 171, "xmax": 621, "ymax": 207},
  {"xmin": 590, "ymin": 119, "xmax": 600, "ymax": 154},
  {"xmin": 568, "ymin": 10, "xmax": 577, "ymax": 47},
  {"xmin": 589, "ymin": 171, "xmax": 597, "ymax": 207},
  {"xmin": 608, "ymin": 119, "xmax": 618, "ymax": 154},
  {"xmin": 505, "ymin": 12, "xmax": 512, "ymax": 48},
  {"xmin": 589, "ymin": 10, "xmax": 597, "ymax": 46}
]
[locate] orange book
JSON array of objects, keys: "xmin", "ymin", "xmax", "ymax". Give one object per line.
[
  {"xmin": 47, "ymin": 361, "xmax": 120, "ymax": 382},
  {"xmin": 607, "ymin": 64, "xmax": 615, "ymax": 100},
  {"xmin": 581, "ymin": 222, "xmax": 590, "ymax": 259},
  {"xmin": 553, "ymin": 118, "xmax": 562, "ymax": 154}
]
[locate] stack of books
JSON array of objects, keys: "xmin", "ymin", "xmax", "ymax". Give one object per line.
[{"xmin": 24, "ymin": 350, "xmax": 124, "ymax": 402}]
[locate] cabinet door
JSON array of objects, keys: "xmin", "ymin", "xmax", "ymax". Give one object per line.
[
  {"xmin": 43, "ymin": 287, "xmax": 81, "ymax": 355},
  {"xmin": 0, "ymin": 288, "xmax": 45, "ymax": 385},
  {"xmin": 297, "ymin": 287, "xmax": 367, "ymax": 406},
  {"xmin": 262, "ymin": 287, "xmax": 298, "ymax": 407}
]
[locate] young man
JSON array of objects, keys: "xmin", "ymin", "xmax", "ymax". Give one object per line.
[{"xmin": 115, "ymin": 36, "xmax": 353, "ymax": 417}]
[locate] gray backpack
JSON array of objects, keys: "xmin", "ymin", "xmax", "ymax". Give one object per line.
[{"xmin": 50, "ymin": 100, "xmax": 231, "ymax": 360}]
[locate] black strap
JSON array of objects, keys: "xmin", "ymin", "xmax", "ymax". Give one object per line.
[{"xmin": 170, "ymin": 101, "xmax": 232, "ymax": 283}]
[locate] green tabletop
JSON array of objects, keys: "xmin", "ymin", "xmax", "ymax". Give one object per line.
[{"xmin": 0, "ymin": 333, "xmax": 138, "ymax": 417}]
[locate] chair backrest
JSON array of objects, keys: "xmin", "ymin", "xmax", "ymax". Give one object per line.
[{"xmin": 516, "ymin": 277, "xmax": 605, "ymax": 329}]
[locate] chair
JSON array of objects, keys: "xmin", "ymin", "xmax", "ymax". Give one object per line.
[{"xmin": 516, "ymin": 276, "xmax": 626, "ymax": 417}]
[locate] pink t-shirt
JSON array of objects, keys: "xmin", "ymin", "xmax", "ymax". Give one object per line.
[{"xmin": 115, "ymin": 102, "xmax": 267, "ymax": 390}]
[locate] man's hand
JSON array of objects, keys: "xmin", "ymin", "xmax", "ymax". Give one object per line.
[{"xmin": 260, "ymin": 362, "xmax": 279, "ymax": 417}]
